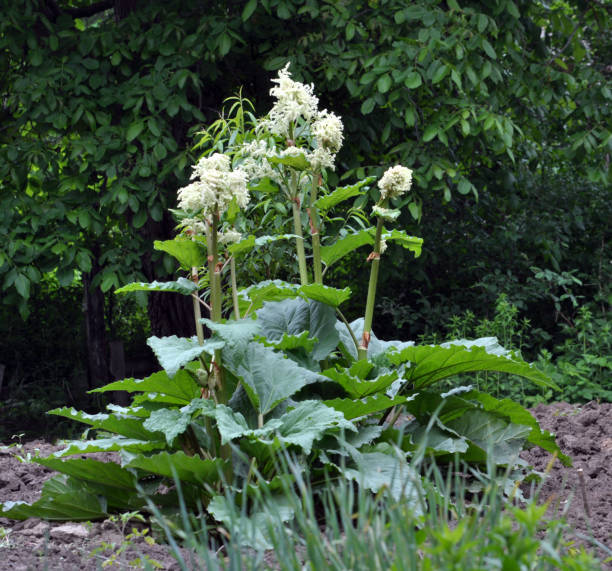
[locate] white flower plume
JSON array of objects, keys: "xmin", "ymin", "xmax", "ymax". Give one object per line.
[
  {"xmin": 312, "ymin": 109, "xmax": 344, "ymax": 153},
  {"xmin": 177, "ymin": 153, "xmax": 249, "ymax": 216},
  {"xmin": 378, "ymin": 165, "xmax": 413, "ymax": 200},
  {"xmin": 267, "ymin": 63, "xmax": 319, "ymax": 138}
]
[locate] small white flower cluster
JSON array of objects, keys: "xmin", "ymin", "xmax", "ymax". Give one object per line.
[
  {"xmin": 237, "ymin": 139, "xmax": 280, "ymax": 184},
  {"xmin": 312, "ymin": 110, "xmax": 344, "ymax": 153},
  {"xmin": 378, "ymin": 165, "xmax": 413, "ymax": 200},
  {"xmin": 177, "ymin": 153, "xmax": 249, "ymax": 217},
  {"xmin": 268, "ymin": 64, "xmax": 319, "ymax": 138},
  {"xmin": 218, "ymin": 229, "xmax": 242, "ymax": 245}
]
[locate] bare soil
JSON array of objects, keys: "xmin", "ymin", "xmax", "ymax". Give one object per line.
[{"xmin": 1, "ymin": 401, "xmax": 611, "ymax": 570}]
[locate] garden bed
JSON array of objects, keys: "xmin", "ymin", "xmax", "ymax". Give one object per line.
[{"xmin": 1, "ymin": 401, "xmax": 611, "ymax": 569}]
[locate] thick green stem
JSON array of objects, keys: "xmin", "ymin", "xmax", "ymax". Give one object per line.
[
  {"xmin": 291, "ymin": 197, "xmax": 309, "ymax": 286},
  {"xmin": 358, "ymin": 216, "xmax": 385, "ymax": 360},
  {"xmin": 309, "ymin": 172, "xmax": 323, "ymax": 284},
  {"xmin": 230, "ymin": 256, "xmax": 240, "ymax": 320},
  {"xmin": 191, "ymin": 267, "xmax": 204, "ymax": 345}
]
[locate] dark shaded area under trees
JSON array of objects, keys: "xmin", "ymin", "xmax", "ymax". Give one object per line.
[{"xmin": 0, "ymin": 0, "xmax": 610, "ymax": 438}]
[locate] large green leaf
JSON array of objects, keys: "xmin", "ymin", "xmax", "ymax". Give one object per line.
[
  {"xmin": 120, "ymin": 450, "xmax": 226, "ymax": 485},
  {"xmin": 388, "ymin": 337, "xmax": 558, "ymax": 389},
  {"xmin": 335, "ymin": 317, "xmax": 415, "ymax": 360},
  {"xmin": 51, "ymin": 436, "xmax": 166, "ymax": 458},
  {"xmin": 48, "ymin": 407, "xmax": 162, "ymax": 440},
  {"xmin": 299, "ymin": 283, "xmax": 351, "ymax": 307},
  {"xmin": 0, "ymin": 475, "xmax": 109, "ymax": 521},
  {"xmin": 90, "ymin": 369, "xmax": 200, "ymax": 404},
  {"xmin": 147, "ymin": 335, "xmax": 212, "ymax": 378},
  {"xmin": 320, "ymin": 229, "xmax": 373, "ymax": 268},
  {"xmin": 224, "ymin": 342, "xmax": 326, "ymax": 415},
  {"xmin": 208, "ymin": 494, "xmax": 294, "ymax": 550},
  {"xmin": 322, "ymin": 366, "xmax": 399, "ymax": 398},
  {"xmin": 257, "ymin": 298, "xmax": 339, "ymax": 361},
  {"xmin": 237, "ymin": 280, "xmax": 300, "ymax": 314},
  {"xmin": 379, "ymin": 228, "xmax": 423, "ymax": 257},
  {"xmin": 229, "ymin": 234, "xmax": 297, "ymax": 257},
  {"xmin": 154, "ymin": 238, "xmax": 207, "ymax": 269},
  {"xmin": 464, "ymin": 391, "xmax": 570, "ymax": 465},
  {"xmin": 339, "ymin": 451, "xmax": 424, "ymax": 511},
  {"xmin": 324, "ymin": 394, "xmax": 407, "ymax": 420},
  {"xmin": 267, "ymin": 152, "xmax": 310, "ymax": 170},
  {"xmin": 143, "ymin": 408, "xmax": 192, "ymax": 445},
  {"xmin": 201, "ymin": 318, "xmax": 261, "ymax": 363},
  {"xmin": 36, "ymin": 457, "xmax": 136, "ymax": 489},
  {"xmin": 271, "ymin": 400, "xmax": 356, "ymax": 454},
  {"xmin": 313, "ymin": 177, "xmax": 375, "ymax": 211},
  {"xmin": 115, "ymin": 277, "xmax": 197, "ymax": 295}
]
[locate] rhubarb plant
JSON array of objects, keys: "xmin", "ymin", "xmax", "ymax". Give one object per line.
[{"xmin": 1, "ymin": 66, "xmax": 567, "ymax": 543}]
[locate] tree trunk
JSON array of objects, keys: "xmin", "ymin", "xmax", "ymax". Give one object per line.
[
  {"xmin": 82, "ymin": 263, "xmax": 110, "ymax": 390},
  {"xmin": 142, "ymin": 213, "xmax": 196, "ymax": 338}
]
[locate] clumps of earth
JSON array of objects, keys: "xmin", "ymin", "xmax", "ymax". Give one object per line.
[{"xmin": 1, "ymin": 401, "xmax": 611, "ymax": 570}]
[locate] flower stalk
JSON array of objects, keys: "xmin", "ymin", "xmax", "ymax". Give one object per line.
[{"xmin": 309, "ymin": 171, "xmax": 323, "ymax": 284}]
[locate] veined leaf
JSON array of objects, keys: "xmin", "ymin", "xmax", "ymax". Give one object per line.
[
  {"xmin": 378, "ymin": 229, "xmax": 423, "ymax": 257},
  {"xmin": 388, "ymin": 337, "xmax": 558, "ymax": 389},
  {"xmin": 0, "ymin": 475, "xmax": 109, "ymax": 521},
  {"xmin": 52, "ymin": 437, "xmax": 166, "ymax": 458},
  {"xmin": 147, "ymin": 335, "xmax": 211, "ymax": 378},
  {"xmin": 314, "ymin": 177, "xmax": 375, "ymax": 211},
  {"xmin": 335, "ymin": 317, "xmax": 415, "ymax": 360},
  {"xmin": 237, "ymin": 280, "xmax": 300, "ymax": 314},
  {"xmin": 320, "ymin": 229, "xmax": 374, "ymax": 267},
  {"xmin": 324, "ymin": 394, "xmax": 407, "ymax": 420},
  {"xmin": 299, "ymin": 283, "xmax": 351, "ymax": 307},
  {"xmin": 257, "ymin": 298, "xmax": 339, "ymax": 361},
  {"xmin": 36, "ymin": 457, "xmax": 136, "ymax": 489},
  {"xmin": 90, "ymin": 369, "xmax": 200, "ymax": 404},
  {"xmin": 48, "ymin": 407, "xmax": 161, "ymax": 440},
  {"xmin": 464, "ymin": 391, "xmax": 570, "ymax": 465},
  {"xmin": 154, "ymin": 238, "xmax": 207, "ymax": 269},
  {"xmin": 267, "ymin": 152, "xmax": 310, "ymax": 170},
  {"xmin": 121, "ymin": 450, "xmax": 226, "ymax": 485},
  {"xmin": 115, "ymin": 277, "xmax": 197, "ymax": 295},
  {"xmin": 258, "ymin": 330, "xmax": 317, "ymax": 353},
  {"xmin": 224, "ymin": 342, "xmax": 326, "ymax": 415},
  {"xmin": 340, "ymin": 451, "xmax": 424, "ymax": 510},
  {"xmin": 228, "ymin": 234, "xmax": 297, "ymax": 257},
  {"xmin": 143, "ymin": 408, "xmax": 192, "ymax": 445},
  {"xmin": 322, "ymin": 367, "xmax": 399, "ymax": 398}
]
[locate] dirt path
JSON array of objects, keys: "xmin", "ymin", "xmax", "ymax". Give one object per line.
[{"xmin": 1, "ymin": 402, "xmax": 611, "ymax": 569}]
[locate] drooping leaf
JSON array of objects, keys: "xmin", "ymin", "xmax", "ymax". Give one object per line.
[
  {"xmin": 258, "ymin": 330, "xmax": 317, "ymax": 353},
  {"xmin": 90, "ymin": 369, "xmax": 200, "ymax": 404},
  {"xmin": 143, "ymin": 408, "xmax": 192, "ymax": 445},
  {"xmin": 154, "ymin": 238, "xmax": 207, "ymax": 269},
  {"xmin": 147, "ymin": 335, "xmax": 210, "ymax": 378},
  {"xmin": 115, "ymin": 277, "xmax": 197, "ymax": 296},
  {"xmin": 388, "ymin": 337, "xmax": 558, "ymax": 390},
  {"xmin": 299, "ymin": 283, "xmax": 351, "ymax": 307}
]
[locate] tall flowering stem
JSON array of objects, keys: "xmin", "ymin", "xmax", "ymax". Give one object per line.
[
  {"xmin": 191, "ymin": 267, "xmax": 205, "ymax": 345},
  {"xmin": 358, "ymin": 215, "xmax": 384, "ymax": 360},
  {"xmin": 309, "ymin": 172, "xmax": 323, "ymax": 284},
  {"xmin": 290, "ymin": 173, "xmax": 309, "ymax": 285},
  {"xmin": 358, "ymin": 165, "xmax": 413, "ymax": 360}
]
